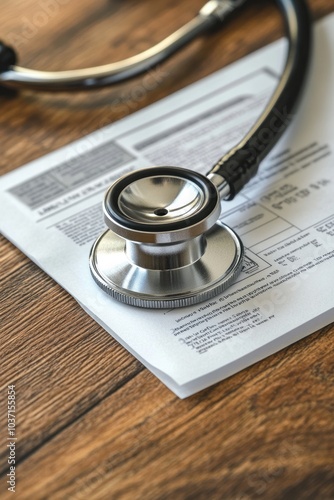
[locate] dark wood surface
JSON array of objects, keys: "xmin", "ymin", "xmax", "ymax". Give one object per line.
[{"xmin": 1, "ymin": 1, "xmax": 334, "ymax": 498}]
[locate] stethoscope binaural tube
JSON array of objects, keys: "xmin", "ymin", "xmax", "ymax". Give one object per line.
[
  {"xmin": 0, "ymin": 0, "xmax": 312, "ymax": 308},
  {"xmin": 0, "ymin": 1, "xmax": 248, "ymax": 91}
]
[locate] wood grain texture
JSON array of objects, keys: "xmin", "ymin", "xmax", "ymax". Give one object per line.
[{"xmin": 1, "ymin": 1, "xmax": 334, "ymax": 498}]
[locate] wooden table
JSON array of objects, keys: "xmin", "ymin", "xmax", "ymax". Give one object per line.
[{"xmin": 1, "ymin": 1, "xmax": 334, "ymax": 498}]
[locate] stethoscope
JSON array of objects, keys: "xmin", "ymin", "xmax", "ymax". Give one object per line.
[{"xmin": 0, "ymin": 0, "xmax": 312, "ymax": 308}]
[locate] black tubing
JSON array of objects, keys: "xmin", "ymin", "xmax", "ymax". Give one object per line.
[
  {"xmin": 0, "ymin": 41, "xmax": 17, "ymax": 96},
  {"xmin": 0, "ymin": 41, "xmax": 16, "ymax": 71},
  {"xmin": 208, "ymin": 0, "xmax": 312, "ymax": 199}
]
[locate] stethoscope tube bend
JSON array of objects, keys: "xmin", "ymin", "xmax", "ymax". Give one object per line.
[
  {"xmin": 0, "ymin": 1, "xmax": 244, "ymax": 90},
  {"xmin": 0, "ymin": 0, "xmax": 312, "ymax": 308}
]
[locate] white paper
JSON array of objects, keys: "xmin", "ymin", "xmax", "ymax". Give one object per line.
[{"xmin": 1, "ymin": 15, "xmax": 334, "ymax": 398}]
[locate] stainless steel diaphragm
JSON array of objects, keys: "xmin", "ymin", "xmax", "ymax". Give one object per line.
[{"xmin": 89, "ymin": 166, "xmax": 244, "ymax": 308}]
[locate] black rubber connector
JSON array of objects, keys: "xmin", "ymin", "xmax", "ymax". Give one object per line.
[
  {"xmin": 0, "ymin": 41, "xmax": 18, "ymax": 96},
  {"xmin": 0, "ymin": 41, "xmax": 17, "ymax": 71}
]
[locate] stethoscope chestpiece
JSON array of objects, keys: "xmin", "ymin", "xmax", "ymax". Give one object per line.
[{"xmin": 89, "ymin": 166, "xmax": 244, "ymax": 308}]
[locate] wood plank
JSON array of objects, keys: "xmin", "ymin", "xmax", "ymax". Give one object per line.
[
  {"xmin": 0, "ymin": 237, "xmax": 143, "ymax": 473},
  {"xmin": 5, "ymin": 326, "xmax": 334, "ymax": 499}
]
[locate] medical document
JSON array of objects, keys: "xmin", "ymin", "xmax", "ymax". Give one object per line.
[{"xmin": 1, "ymin": 15, "xmax": 333, "ymax": 398}]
